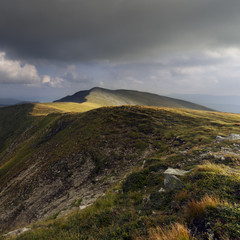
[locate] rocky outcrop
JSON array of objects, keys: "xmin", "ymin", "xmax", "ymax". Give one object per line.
[
  {"xmin": 216, "ymin": 133, "xmax": 240, "ymax": 141},
  {"xmin": 163, "ymin": 168, "xmax": 190, "ymax": 190},
  {"xmin": 3, "ymin": 227, "xmax": 31, "ymax": 238}
]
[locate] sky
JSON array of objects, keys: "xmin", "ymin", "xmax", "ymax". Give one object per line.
[{"xmin": 1, "ymin": 0, "xmax": 240, "ymax": 102}]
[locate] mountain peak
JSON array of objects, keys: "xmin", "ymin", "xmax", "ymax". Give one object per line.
[{"xmin": 55, "ymin": 87, "xmax": 213, "ymax": 111}]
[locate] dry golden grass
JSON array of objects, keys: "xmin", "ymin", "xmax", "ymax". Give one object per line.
[
  {"xmin": 174, "ymin": 190, "xmax": 189, "ymax": 202},
  {"xmin": 148, "ymin": 223, "xmax": 193, "ymax": 240},
  {"xmin": 31, "ymin": 102, "xmax": 101, "ymax": 116},
  {"xmin": 196, "ymin": 161, "xmax": 226, "ymax": 174},
  {"xmin": 185, "ymin": 195, "xmax": 223, "ymax": 220}
]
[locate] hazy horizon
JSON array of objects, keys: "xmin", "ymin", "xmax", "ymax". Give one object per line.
[{"xmin": 1, "ymin": 87, "xmax": 240, "ymax": 114}]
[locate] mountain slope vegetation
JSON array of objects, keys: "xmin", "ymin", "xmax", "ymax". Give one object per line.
[
  {"xmin": 55, "ymin": 87, "xmax": 213, "ymax": 111},
  {"xmin": 0, "ymin": 104, "xmax": 239, "ymax": 239}
]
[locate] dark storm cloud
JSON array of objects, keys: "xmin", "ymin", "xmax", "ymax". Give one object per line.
[{"xmin": 1, "ymin": 0, "xmax": 240, "ymax": 62}]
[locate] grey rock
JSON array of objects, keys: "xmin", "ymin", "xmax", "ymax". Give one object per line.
[
  {"xmin": 216, "ymin": 133, "xmax": 240, "ymax": 142},
  {"xmin": 164, "ymin": 168, "xmax": 190, "ymax": 176},
  {"xmin": 79, "ymin": 205, "xmax": 87, "ymax": 210},
  {"xmin": 141, "ymin": 160, "xmax": 146, "ymax": 169},
  {"xmin": 163, "ymin": 167, "xmax": 190, "ymax": 190},
  {"xmin": 158, "ymin": 187, "xmax": 166, "ymax": 193},
  {"xmin": 179, "ymin": 150, "xmax": 188, "ymax": 155},
  {"xmin": 227, "ymin": 133, "xmax": 240, "ymax": 140},
  {"xmin": 164, "ymin": 174, "xmax": 183, "ymax": 190},
  {"xmin": 216, "ymin": 135, "xmax": 226, "ymax": 141},
  {"xmin": 3, "ymin": 227, "xmax": 31, "ymax": 237},
  {"xmin": 79, "ymin": 203, "xmax": 92, "ymax": 210}
]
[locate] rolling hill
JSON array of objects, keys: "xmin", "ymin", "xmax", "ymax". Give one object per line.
[
  {"xmin": 0, "ymin": 103, "xmax": 239, "ymax": 239},
  {"xmin": 169, "ymin": 93, "xmax": 240, "ymax": 113},
  {"xmin": 0, "ymin": 98, "xmax": 27, "ymax": 107},
  {"xmin": 55, "ymin": 87, "xmax": 213, "ymax": 111}
]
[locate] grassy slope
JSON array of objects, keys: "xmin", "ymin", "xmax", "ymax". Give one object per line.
[
  {"xmin": 0, "ymin": 102, "xmax": 89, "ymax": 152},
  {"xmin": 0, "ymin": 105, "xmax": 239, "ymax": 239},
  {"xmin": 31, "ymin": 102, "xmax": 100, "ymax": 116},
  {"xmin": 56, "ymin": 87, "xmax": 213, "ymax": 111},
  {"xmin": 0, "ymin": 101, "xmax": 99, "ymax": 164},
  {"xmin": 0, "ymin": 104, "xmax": 36, "ymax": 157},
  {"xmin": 0, "ymin": 101, "xmax": 100, "ymax": 188},
  {"xmin": 0, "ymin": 105, "xmax": 61, "ymax": 186}
]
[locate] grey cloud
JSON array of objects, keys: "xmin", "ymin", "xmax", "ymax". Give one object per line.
[
  {"xmin": 63, "ymin": 69, "xmax": 93, "ymax": 83},
  {"xmin": 1, "ymin": 0, "xmax": 240, "ymax": 62},
  {"xmin": 0, "ymin": 52, "xmax": 41, "ymax": 84},
  {"xmin": 95, "ymin": 48, "xmax": 240, "ymax": 95}
]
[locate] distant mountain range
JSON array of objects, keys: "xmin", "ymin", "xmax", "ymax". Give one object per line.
[
  {"xmin": 0, "ymin": 98, "xmax": 29, "ymax": 107},
  {"xmin": 168, "ymin": 94, "xmax": 240, "ymax": 114},
  {"xmin": 55, "ymin": 87, "xmax": 213, "ymax": 111},
  {"xmin": 3, "ymin": 88, "xmax": 240, "ymax": 113}
]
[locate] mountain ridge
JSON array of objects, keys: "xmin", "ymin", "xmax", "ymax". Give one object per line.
[
  {"xmin": 0, "ymin": 98, "xmax": 25, "ymax": 107},
  {"xmin": 0, "ymin": 104, "xmax": 239, "ymax": 239},
  {"xmin": 55, "ymin": 87, "xmax": 214, "ymax": 111}
]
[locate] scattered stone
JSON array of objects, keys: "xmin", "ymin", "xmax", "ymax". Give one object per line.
[
  {"xmin": 3, "ymin": 227, "xmax": 31, "ymax": 238},
  {"xmin": 227, "ymin": 133, "xmax": 240, "ymax": 141},
  {"xmin": 79, "ymin": 203, "xmax": 93, "ymax": 210},
  {"xmin": 141, "ymin": 160, "xmax": 146, "ymax": 169},
  {"xmin": 163, "ymin": 168, "xmax": 190, "ymax": 190},
  {"xmin": 164, "ymin": 168, "xmax": 190, "ymax": 176},
  {"xmin": 179, "ymin": 150, "xmax": 188, "ymax": 155},
  {"xmin": 164, "ymin": 174, "xmax": 184, "ymax": 190},
  {"xmin": 216, "ymin": 133, "xmax": 240, "ymax": 142},
  {"xmin": 216, "ymin": 136, "xmax": 225, "ymax": 141},
  {"xmin": 158, "ymin": 187, "xmax": 166, "ymax": 193},
  {"xmin": 79, "ymin": 205, "xmax": 87, "ymax": 210}
]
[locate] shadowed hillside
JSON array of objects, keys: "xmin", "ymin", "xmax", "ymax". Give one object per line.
[
  {"xmin": 55, "ymin": 87, "xmax": 213, "ymax": 111},
  {"xmin": 0, "ymin": 104, "xmax": 239, "ymax": 239},
  {"xmin": 0, "ymin": 98, "xmax": 24, "ymax": 107}
]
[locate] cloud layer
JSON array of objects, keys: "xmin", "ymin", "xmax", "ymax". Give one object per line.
[
  {"xmin": 1, "ymin": 1, "xmax": 240, "ymax": 100},
  {"xmin": 0, "ymin": 52, "xmax": 64, "ymax": 88},
  {"xmin": 0, "ymin": 52, "xmax": 41, "ymax": 84},
  {"xmin": 1, "ymin": 0, "xmax": 240, "ymax": 62}
]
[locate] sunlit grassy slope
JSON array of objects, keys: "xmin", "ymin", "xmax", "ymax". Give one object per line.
[
  {"xmin": 0, "ymin": 102, "xmax": 99, "ymax": 155},
  {"xmin": 55, "ymin": 87, "xmax": 214, "ymax": 111},
  {"xmin": 31, "ymin": 102, "xmax": 101, "ymax": 116},
  {"xmin": 0, "ymin": 104, "xmax": 239, "ymax": 239}
]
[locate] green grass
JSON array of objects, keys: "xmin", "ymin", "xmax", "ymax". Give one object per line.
[
  {"xmin": 0, "ymin": 105, "xmax": 240, "ymax": 239},
  {"xmin": 31, "ymin": 102, "xmax": 100, "ymax": 116},
  {"xmin": 0, "ymin": 104, "xmax": 35, "ymax": 155},
  {"xmin": 60, "ymin": 87, "xmax": 213, "ymax": 112},
  {"xmin": 13, "ymin": 159, "xmax": 240, "ymax": 239},
  {"xmin": 204, "ymin": 203, "xmax": 240, "ymax": 239}
]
